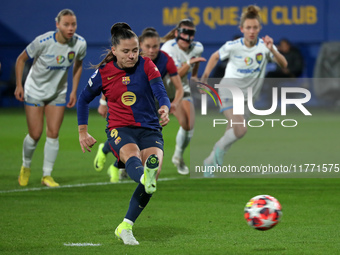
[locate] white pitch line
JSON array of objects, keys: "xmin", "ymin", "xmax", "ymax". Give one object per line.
[
  {"xmin": 0, "ymin": 177, "xmax": 178, "ymax": 194},
  {"xmin": 64, "ymin": 243, "xmax": 101, "ymax": 247}
]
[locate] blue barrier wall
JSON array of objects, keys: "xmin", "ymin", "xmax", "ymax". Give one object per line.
[{"xmin": 1, "ymin": 0, "xmax": 339, "ymax": 107}]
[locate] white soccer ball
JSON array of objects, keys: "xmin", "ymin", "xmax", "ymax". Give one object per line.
[{"xmin": 244, "ymin": 194, "xmax": 282, "ymax": 231}]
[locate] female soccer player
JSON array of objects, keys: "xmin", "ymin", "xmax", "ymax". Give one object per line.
[
  {"xmin": 77, "ymin": 23, "xmax": 170, "ymax": 245},
  {"xmin": 14, "ymin": 9, "xmax": 87, "ymax": 187},
  {"xmin": 201, "ymin": 5, "xmax": 287, "ymax": 176},
  {"xmin": 94, "ymin": 27, "xmax": 184, "ymax": 181},
  {"xmin": 161, "ymin": 19, "xmax": 206, "ymax": 174}
]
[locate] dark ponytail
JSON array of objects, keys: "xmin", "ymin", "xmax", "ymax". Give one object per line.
[{"xmin": 91, "ymin": 22, "xmax": 137, "ymax": 69}]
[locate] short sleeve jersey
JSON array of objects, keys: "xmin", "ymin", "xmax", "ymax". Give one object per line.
[
  {"xmin": 24, "ymin": 31, "xmax": 87, "ymax": 100},
  {"xmin": 218, "ymin": 37, "xmax": 276, "ymax": 99},
  {"xmin": 161, "ymin": 38, "xmax": 203, "ymax": 94}
]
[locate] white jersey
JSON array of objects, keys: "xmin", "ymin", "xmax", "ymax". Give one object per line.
[
  {"xmin": 218, "ymin": 37, "xmax": 276, "ymax": 99},
  {"xmin": 161, "ymin": 38, "xmax": 203, "ymax": 94},
  {"xmin": 24, "ymin": 31, "xmax": 87, "ymax": 100}
]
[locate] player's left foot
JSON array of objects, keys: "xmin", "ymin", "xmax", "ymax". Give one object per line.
[
  {"xmin": 115, "ymin": 221, "xmax": 139, "ymax": 245},
  {"xmin": 142, "ymin": 154, "xmax": 159, "ymax": 194},
  {"xmin": 107, "ymin": 164, "xmax": 119, "ymax": 183},
  {"xmin": 172, "ymin": 155, "xmax": 189, "ymax": 175},
  {"xmin": 41, "ymin": 176, "xmax": 59, "ymax": 187}
]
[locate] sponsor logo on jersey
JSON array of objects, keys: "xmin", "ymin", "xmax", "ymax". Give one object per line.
[
  {"xmin": 244, "ymin": 57, "xmax": 253, "ymax": 66},
  {"xmin": 122, "ymin": 76, "xmax": 130, "ymax": 85},
  {"xmin": 121, "ymin": 91, "xmax": 136, "ymax": 106},
  {"xmin": 56, "ymin": 55, "xmax": 65, "ymax": 64},
  {"xmin": 256, "ymin": 53, "xmax": 263, "ymax": 64},
  {"xmin": 114, "ymin": 136, "xmax": 121, "ymax": 145},
  {"xmin": 68, "ymin": 51, "xmax": 75, "ymax": 62},
  {"xmin": 234, "ymin": 55, "xmax": 243, "ymax": 59},
  {"xmin": 110, "ymin": 129, "xmax": 118, "ymax": 139}
]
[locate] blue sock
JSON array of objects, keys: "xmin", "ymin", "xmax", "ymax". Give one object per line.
[
  {"xmin": 125, "ymin": 156, "xmax": 144, "ymax": 183},
  {"xmin": 125, "ymin": 183, "xmax": 152, "ymax": 222},
  {"xmin": 102, "ymin": 140, "xmax": 111, "ymax": 154}
]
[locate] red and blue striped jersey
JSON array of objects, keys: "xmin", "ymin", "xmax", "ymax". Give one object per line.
[
  {"xmin": 77, "ymin": 56, "xmax": 170, "ymax": 131},
  {"xmin": 153, "ymin": 50, "xmax": 178, "ymax": 78}
]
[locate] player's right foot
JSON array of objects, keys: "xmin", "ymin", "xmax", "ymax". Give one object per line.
[
  {"xmin": 172, "ymin": 155, "xmax": 189, "ymax": 175},
  {"xmin": 142, "ymin": 154, "xmax": 159, "ymax": 194},
  {"xmin": 203, "ymin": 159, "xmax": 215, "ymax": 178},
  {"xmin": 107, "ymin": 164, "xmax": 119, "ymax": 183},
  {"xmin": 18, "ymin": 166, "xmax": 31, "ymax": 186},
  {"xmin": 115, "ymin": 221, "xmax": 139, "ymax": 245},
  {"xmin": 94, "ymin": 143, "xmax": 106, "ymax": 172}
]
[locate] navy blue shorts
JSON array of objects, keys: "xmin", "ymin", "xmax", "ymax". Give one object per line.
[{"xmin": 105, "ymin": 126, "xmax": 164, "ymax": 160}]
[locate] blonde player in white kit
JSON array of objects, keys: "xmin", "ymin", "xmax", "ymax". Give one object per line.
[
  {"xmin": 161, "ymin": 19, "xmax": 206, "ymax": 175},
  {"xmin": 14, "ymin": 9, "xmax": 87, "ymax": 187},
  {"xmin": 201, "ymin": 5, "xmax": 287, "ymax": 176}
]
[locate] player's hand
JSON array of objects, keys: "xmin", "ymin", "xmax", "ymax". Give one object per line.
[
  {"xmin": 158, "ymin": 105, "xmax": 170, "ymax": 127},
  {"xmin": 189, "ymin": 57, "xmax": 207, "ymax": 65},
  {"xmin": 67, "ymin": 91, "xmax": 77, "ymax": 108},
  {"xmin": 98, "ymin": 104, "xmax": 108, "ymax": 118},
  {"xmin": 79, "ymin": 132, "xmax": 97, "ymax": 153},
  {"xmin": 14, "ymin": 85, "xmax": 24, "ymax": 102},
  {"xmin": 262, "ymin": 35, "xmax": 274, "ymax": 51}
]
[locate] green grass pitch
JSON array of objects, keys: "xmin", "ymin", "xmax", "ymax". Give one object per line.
[{"xmin": 0, "ymin": 107, "xmax": 340, "ymax": 254}]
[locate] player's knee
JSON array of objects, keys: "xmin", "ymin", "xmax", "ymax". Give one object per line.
[{"xmin": 29, "ymin": 131, "xmax": 42, "ymax": 141}]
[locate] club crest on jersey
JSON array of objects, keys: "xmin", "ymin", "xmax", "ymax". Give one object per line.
[
  {"xmin": 68, "ymin": 51, "xmax": 75, "ymax": 62},
  {"xmin": 56, "ymin": 55, "xmax": 65, "ymax": 64},
  {"xmin": 121, "ymin": 91, "xmax": 136, "ymax": 106},
  {"xmin": 114, "ymin": 136, "xmax": 121, "ymax": 145},
  {"xmin": 244, "ymin": 57, "xmax": 253, "ymax": 66},
  {"xmin": 122, "ymin": 76, "xmax": 130, "ymax": 85},
  {"xmin": 110, "ymin": 129, "xmax": 118, "ymax": 139},
  {"xmin": 256, "ymin": 53, "xmax": 263, "ymax": 64}
]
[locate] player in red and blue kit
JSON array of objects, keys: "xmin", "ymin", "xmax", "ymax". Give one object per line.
[
  {"xmin": 95, "ymin": 27, "xmax": 185, "ymax": 181},
  {"xmin": 77, "ymin": 23, "xmax": 170, "ymax": 245}
]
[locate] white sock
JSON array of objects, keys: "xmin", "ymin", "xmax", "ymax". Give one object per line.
[
  {"xmin": 205, "ymin": 129, "xmax": 238, "ymax": 163},
  {"xmin": 216, "ymin": 128, "xmax": 238, "ymax": 151},
  {"xmin": 123, "ymin": 218, "xmax": 134, "ymax": 226},
  {"xmin": 43, "ymin": 137, "xmax": 59, "ymax": 176},
  {"xmin": 22, "ymin": 134, "xmax": 38, "ymax": 168},
  {"xmin": 173, "ymin": 127, "xmax": 194, "ymax": 158}
]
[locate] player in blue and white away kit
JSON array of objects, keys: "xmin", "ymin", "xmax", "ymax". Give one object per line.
[
  {"xmin": 161, "ymin": 19, "xmax": 206, "ymax": 174},
  {"xmin": 14, "ymin": 9, "xmax": 87, "ymax": 187},
  {"xmin": 201, "ymin": 5, "xmax": 287, "ymax": 176}
]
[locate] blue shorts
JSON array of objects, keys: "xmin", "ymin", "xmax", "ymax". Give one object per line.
[{"xmin": 105, "ymin": 126, "xmax": 164, "ymax": 160}]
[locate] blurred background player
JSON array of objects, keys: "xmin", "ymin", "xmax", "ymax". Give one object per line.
[
  {"xmin": 161, "ymin": 19, "xmax": 206, "ymax": 174},
  {"xmin": 77, "ymin": 23, "xmax": 170, "ymax": 245},
  {"xmin": 95, "ymin": 27, "xmax": 184, "ymax": 181},
  {"xmin": 201, "ymin": 5, "xmax": 287, "ymax": 176},
  {"xmin": 14, "ymin": 9, "xmax": 86, "ymax": 187}
]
